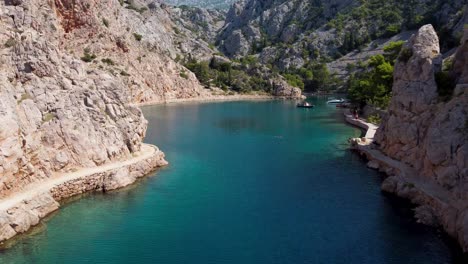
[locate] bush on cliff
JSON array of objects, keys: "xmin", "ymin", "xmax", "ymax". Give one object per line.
[
  {"xmin": 81, "ymin": 48, "xmax": 97, "ymax": 62},
  {"xmin": 347, "ymin": 41, "xmax": 404, "ymax": 109},
  {"xmin": 435, "ymin": 71, "xmax": 456, "ymax": 101}
]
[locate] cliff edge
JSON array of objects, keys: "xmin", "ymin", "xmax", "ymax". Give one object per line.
[{"xmin": 365, "ymin": 25, "xmax": 468, "ymax": 251}]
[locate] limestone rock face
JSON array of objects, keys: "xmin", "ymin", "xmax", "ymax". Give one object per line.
[
  {"xmin": 0, "ymin": 146, "xmax": 166, "ymax": 243},
  {"xmin": 376, "ymin": 25, "xmax": 440, "ymax": 162},
  {"xmin": 375, "ymin": 25, "xmax": 468, "ymax": 251},
  {"xmin": 271, "ymin": 79, "xmax": 304, "ymax": 99},
  {"xmin": 171, "ymin": 5, "xmax": 226, "ymax": 45},
  {"xmin": 217, "ymin": 0, "xmax": 356, "ymax": 59},
  {"xmin": 0, "ymin": 0, "xmax": 186, "ymax": 198}
]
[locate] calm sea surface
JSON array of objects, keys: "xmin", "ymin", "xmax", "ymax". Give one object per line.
[{"xmin": 0, "ymin": 98, "xmax": 464, "ymax": 263}]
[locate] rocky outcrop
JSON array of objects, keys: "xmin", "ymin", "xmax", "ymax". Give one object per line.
[
  {"xmin": 0, "ymin": 0, "xmax": 228, "ymax": 199},
  {"xmin": 271, "ymin": 79, "xmax": 304, "ymax": 99},
  {"xmin": 0, "ymin": 0, "xmax": 185, "ymax": 243},
  {"xmin": 369, "ymin": 25, "xmax": 468, "ymax": 251}
]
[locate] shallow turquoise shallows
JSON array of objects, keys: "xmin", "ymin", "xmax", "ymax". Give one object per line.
[{"xmin": 0, "ymin": 98, "xmax": 463, "ymax": 264}]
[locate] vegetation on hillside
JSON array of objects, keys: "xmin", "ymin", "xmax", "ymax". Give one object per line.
[
  {"xmin": 183, "ymin": 55, "xmax": 276, "ymax": 93},
  {"xmin": 347, "ymin": 41, "xmax": 404, "ymax": 109},
  {"xmin": 279, "ymin": 63, "xmax": 340, "ymax": 92}
]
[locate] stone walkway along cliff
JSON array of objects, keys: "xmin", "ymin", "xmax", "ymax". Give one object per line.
[
  {"xmin": 344, "ymin": 110, "xmax": 467, "ymax": 251},
  {"xmin": 344, "ymin": 111, "xmax": 378, "ymax": 140},
  {"xmin": 345, "ymin": 110, "xmax": 456, "ymax": 206},
  {"xmin": 0, "ymin": 144, "xmax": 156, "ymax": 211},
  {"xmin": 0, "ymin": 144, "xmax": 167, "ymax": 243}
]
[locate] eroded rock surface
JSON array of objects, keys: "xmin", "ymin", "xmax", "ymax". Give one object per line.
[
  {"xmin": 0, "ymin": 0, "xmax": 220, "ymax": 199},
  {"xmin": 374, "ymin": 25, "xmax": 468, "ymax": 251},
  {"xmin": 0, "ymin": 146, "xmax": 166, "ymax": 243}
]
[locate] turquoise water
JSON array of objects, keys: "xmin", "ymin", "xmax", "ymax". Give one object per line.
[{"xmin": 0, "ymin": 99, "xmax": 463, "ymax": 263}]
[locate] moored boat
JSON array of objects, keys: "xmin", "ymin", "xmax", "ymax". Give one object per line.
[
  {"xmin": 297, "ymin": 102, "xmax": 314, "ymax": 108},
  {"xmin": 326, "ymin": 98, "xmax": 345, "ymax": 104}
]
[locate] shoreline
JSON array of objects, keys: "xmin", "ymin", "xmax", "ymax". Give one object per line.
[
  {"xmin": 344, "ymin": 112, "xmax": 468, "ymax": 253},
  {"xmin": 0, "ymin": 144, "xmax": 167, "ymax": 245},
  {"xmin": 132, "ymin": 94, "xmax": 299, "ymax": 107}
]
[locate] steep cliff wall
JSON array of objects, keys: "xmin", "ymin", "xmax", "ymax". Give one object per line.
[
  {"xmin": 1, "ymin": 0, "xmax": 136, "ymax": 198},
  {"xmin": 0, "ymin": 0, "xmax": 211, "ymax": 198},
  {"xmin": 51, "ymin": 0, "xmax": 211, "ymax": 103},
  {"xmin": 217, "ymin": 0, "xmax": 356, "ymax": 59},
  {"xmin": 373, "ymin": 25, "xmax": 468, "ymax": 251},
  {"xmin": 0, "ymin": 0, "xmax": 304, "ymax": 202}
]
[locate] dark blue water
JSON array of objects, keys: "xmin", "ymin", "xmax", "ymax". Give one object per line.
[{"xmin": 0, "ymin": 99, "xmax": 462, "ymax": 263}]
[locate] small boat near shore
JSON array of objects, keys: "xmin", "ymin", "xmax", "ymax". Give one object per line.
[
  {"xmin": 297, "ymin": 102, "xmax": 314, "ymax": 108},
  {"xmin": 327, "ymin": 98, "xmax": 346, "ymax": 104}
]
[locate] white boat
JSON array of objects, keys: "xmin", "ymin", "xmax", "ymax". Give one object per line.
[{"xmin": 326, "ymin": 98, "xmax": 345, "ymax": 104}]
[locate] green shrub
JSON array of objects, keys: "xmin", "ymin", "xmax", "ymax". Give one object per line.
[
  {"xmin": 385, "ymin": 24, "xmax": 400, "ymax": 37},
  {"xmin": 367, "ymin": 114, "xmax": 382, "ymax": 125},
  {"xmin": 102, "ymin": 18, "xmax": 109, "ymax": 28},
  {"xmin": 81, "ymin": 50, "xmax": 97, "ymax": 62},
  {"xmin": 179, "ymin": 72, "xmax": 188, "ymax": 79},
  {"xmin": 120, "ymin": 70, "xmax": 131, "ymax": 76},
  {"xmin": 42, "ymin": 113, "xmax": 56, "ymax": 123},
  {"xmin": 4, "ymin": 38, "xmax": 16, "ymax": 48},
  {"xmin": 347, "ymin": 42, "xmax": 403, "ymax": 109},
  {"xmin": 173, "ymin": 27, "xmax": 181, "ymax": 35},
  {"xmin": 442, "ymin": 58, "xmax": 454, "ymax": 72},
  {"xmin": 133, "ymin": 33, "xmax": 142, "ymax": 41},
  {"xmin": 398, "ymin": 47, "xmax": 413, "ymax": 63},
  {"xmin": 283, "ymin": 74, "xmax": 304, "ymax": 90},
  {"xmin": 17, "ymin": 93, "xmax": 32, "ymax": 104},
  {"xmin": 383, "ymin": 41, "xmax": 404, "ymax": 63},
  {"xmin": 240, "ymin": 55, "xmax": 258, "ymax": 66},
  {"xmin": 125, "ymin": 2, "xmax": 148, "ymax": 14},
  {"xmin": 174, "ymin": 54, "xmax": 181, "ymax": 63},
  {"xmin": 101, "ymin": 58, "xmax": 115, "ymax": 65}
]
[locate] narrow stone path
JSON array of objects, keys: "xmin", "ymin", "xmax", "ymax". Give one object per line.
[
  {"xmin": 344, "ymin": 111, "xmax": 379, "ymax": 140},
  {"xmin": 343, "ymin": 111, "xmax": 457, "ymax": 209},
  {"xmin": 0, "ymin": 144, "xmax": 156, "ymax": 212}
]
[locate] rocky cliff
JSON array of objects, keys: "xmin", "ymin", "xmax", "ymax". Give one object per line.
[
  {"xmin": 0, "ymin": 0, "xmax": 222, "ymax": 242},
  {"xmin": 0, "ymin": 0, "xmax": 305, "ymax": 242},
  {"xmin": 0, "ymin": 0, "xmax": 305, "ymax": 201},
  {"xmin": 371, "ymin": 25, "xmax": 468, "ymax": 251},
  {"xmin": 216, "ymin": 0, "xmax": 466, "ymax": 73},
  {"xmin": 217, "ymin": 0, "xmax": 356, "ymax": 60},
  {"xmin": 1, "ymin": 0, "xmax": 153, "ymax": 197}
]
